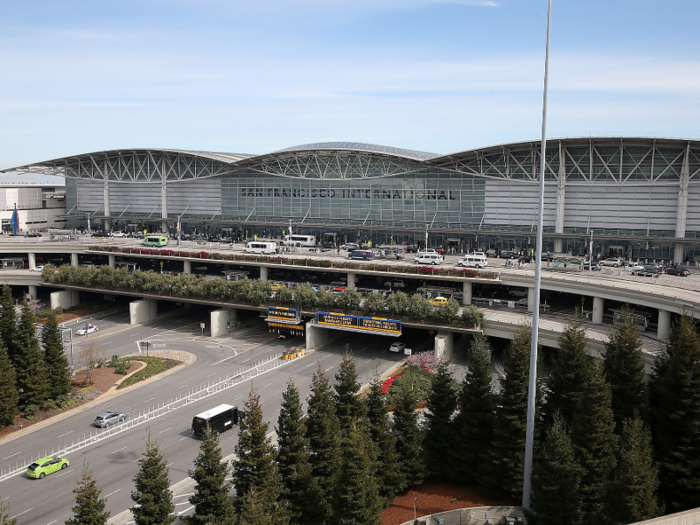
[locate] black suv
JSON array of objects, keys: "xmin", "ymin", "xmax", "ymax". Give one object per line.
[
  {"xmin": 404, "ymin": 244, "xmax": 418, "ymax": 253},
  {"xmin": 637, "ymin": 264, "xmax": 662, "ymax": 277}
]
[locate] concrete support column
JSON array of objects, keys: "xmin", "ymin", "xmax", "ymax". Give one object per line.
[
  {"xmin": 161, "ymin": 176, "xmax": 168, "ymax": 234},
  {"xmin": 103, "ymin": 178, "xmax": 111, "ymax": 232},
  {"xmin": 674, "ymin": 144, "xmax": 690, "ymax": 265},
  {"xmin": 50, "ymin": 290, "xmax": 80, "ymax": 310},
  {"xmin": 674, "ymin": 243, "xmax": 685, "ymax": 266},
  {"xmin": 260, "ymin": 266, "xmax": 268, "ymax": 281},
  {"xmin": 592, "ymin": 297, "xmax": 604, "ymax": 324},
  {"xmin": 527, "ymin": 287, "xmax": 535, "ymax": 313},
  {"xmin": 71, "ymin": 253, "xmax": 79, "ymax": 267},
  {"xmin": 28, "ymin": 252, "xmax": 36, "ymax": 270},
  {"xmin": 554, "ymin": 142, "xmax": 566, "ymax": 254},
  {"xmin": 462, "ymin": 281, "xmax": 473, "ymax": 306},
  {"xmin": 306, "ymin": 322, "xmax": 338, "ymax": 350},
  {"xmin": 130, "ymin": 299, "xmax": 157, "ymax": 325},
  {"xmin": 211, "ymin": 308, "xmax": 235, "ymax": 337},
  {"xmin": 108, "ymin": 255, "xmax": 116, "ymax": 269},
  {"xmin": 28, "ymin": 285, "xmax": 37, "ymax": 301},
  {"xmin": 435, "ymin": 331, "xmax": 454, "ymax": 360},
  {"xmin": 347, "ymin": 272, "xmax": 356, "ymax": 288},
  {"xmin": 183, "ymin": 260, "xmax": 192, "ymax": 274},
  {"xmin": 657, "ymin": 309, "xmax": 672, "ymax": 340}
]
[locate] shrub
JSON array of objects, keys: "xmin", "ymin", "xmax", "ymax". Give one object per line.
[{"xmin": 23, "ymin": 404, "xmax": 40, "ymax": 419}]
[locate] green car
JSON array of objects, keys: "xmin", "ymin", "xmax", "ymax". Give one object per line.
[{"xmin": 26, "ymin": 456, "xmax": 69, "ymax": 479}]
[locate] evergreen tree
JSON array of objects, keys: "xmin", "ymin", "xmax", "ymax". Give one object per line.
[
  {"xmin": 306, "ymin": 365, "xmax": 342, "ymax": 524},
  {"xmin": 65, "ymin": 462, "xmax": 110, "ymax": 525},
  {"xmin": 570, "ymin": 362, "xmax": 618, "ymax": 525},
  {"xmin": 232, "ymin": 389, "xmax": 286, "ymax": 523},
  {"xmin": 185, "ymin": 426, "xmax": 235, "ymax": 525},
  {"xmin": 603, "ymin": 310, "xmax": 648, "ymax": 430},
  {"xmin": 608, "ymin": 417, "xmax": 660, "ymax": 525},
  {"xmin": 276, "ymin": 379, "xmax": 318, "ymax": 525},
  {"xmin": 450, "ymin": 333, "xmax": 495, "ymax": 483},
  {"xmin": 239, "ymin": 485, "xmax": 289, "ymax": 525},
  {"xmin": 334, "ymin": 347, "xmax": 366, "ymax": 432},
  {"xmin": 365, "ymin": 374, "xmax": 404, "ymax": 503},
  {"xmin": 525, "ymin": 413, "xmax": 582, "ymax": 525},
  {"xmin": 0, "ymin": 338, "xmax": 18, "ymax": 427},
  {"xmin": 392, "ymin": 386, "xmax": 425, "ymax": 487},
  {"xmin": 547, "ymin": 316, "xmax": 594, "ymax": 428},
  {"xmin": 481, "ymin": 323, "xmax": 534, "ymax": 498},
  {"xmin": 331, "ymin": 420, "xmax": 382, "ymax": 525},
  {"xmin": 0, "ymin": 285, "xmax": 19, "ymax": 367},
  {"xmin": 130, "ymin": 430, "xmax": 175, "ymax": 525},
  {"xmin": 42, "ymin": 309, "xmax": 72, "ymax": 400},
  {"xmin": 14, "ymin": 300, "xmax": 49, "ymax": 408},
  {"xmin": 649, "ymin": 313, "xmax": 700, "ymax": 513},
  {"xmin": 423, "ymin": 361, "xmax": 457, "ymax": 479},
  {"xmin": 0, "ymin": 495, "xmax": 17, "ymax": 525}
]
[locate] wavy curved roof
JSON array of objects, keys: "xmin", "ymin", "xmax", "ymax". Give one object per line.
[{"xmin": 272, "ymin": 142, "xmax": 439, "ymax": 161}]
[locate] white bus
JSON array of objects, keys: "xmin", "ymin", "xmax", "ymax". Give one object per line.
[
  {"xmin": 244, "ymin": 241, "xmax": 279, "ymax": 254},
  {"xmin": 282, "ymin": 234, "xmax": 317, "ymax": 247}
]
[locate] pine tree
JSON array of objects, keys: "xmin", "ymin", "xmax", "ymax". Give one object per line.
[
  {"xmin": 65, "ymin": 461, "xmax": 111, "ymax": 525},
  {"xmin": 546, "ymin": 316, "xmax": 594, "ymax": 428},
  {"xmin": 306, "ymin": 365, "xmax": 342, "ymax": 524},
  {"xmin": 0, "ymin": 285, "xmax": 19, "ymax": 367},
  {"xmin": 603, "ymin": 310, "xmax": 648, "ymax": 430},
  {"xmin": 608, "ymin": 417, "xmax": 660, "ymax": 525},
  {"xmin": 481, "ymin": 323, "xmax": 534, "ymax": 499},
  {"xmin": 239, "ymin": 485, "xmax": 289, "ymax": 525},
  {"xmin": 392, "ymin": 386, "xmax": 425, "ymax": 488},
  {"xmin": 232, "ymin": 389, "xmax": 286, "ymax": 523},
  {"xmin": 42, "ymin": 309, "xmax": 72, "ymax": 400},
  {"xmin": 334, "ymin": 347, "xmax": 366, "ymax": 432},
  {"xmin": 450, "ymin": 333, "xmax": 495, "ymax": 483},
  {"xmin": 423, "ymin": 361, "xmax": 457, "ymax": 479},
  {"xmin": 365, "ymin": 374, "xmax": 404, "ymax": 502},
  {"xmin": 570, "ymin": 362, "xmax": 618, "ymax": 525},
  {"xmin": 130, "ymin": 430, "xmax": 175, "ymax": 525},
  {"xmin": 276, "ymin": 379, "xmax": 317, "ymax": 525},
  {"xmin": 14, "ymin": 300, "xmax": 49, "ymax": 408},
  {"xmin": 0, "ymin": 338, "xmax": 18, "ymax": 428},
  {"xmin": 331, "ymin": 421, "xmax": 382, "ymax": 525},
  {"xmin": 185, "ymin": 426, "xmax": 236, "ymax": 525},
  {"xmin": 0, "ymin": 495, "xmax": 17, "ymax": 525},
  {"xmin": 525, "ymin": 413, "xmax": 582, "ymax": 525},
  {"xmin": 649, "ymin": 313, "xmax": 700, "ymax": 513}
]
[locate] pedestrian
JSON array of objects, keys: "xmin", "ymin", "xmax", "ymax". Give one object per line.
[{"xmin": 337, "ymin": 248, "xmax": 340, "ymax": 256}]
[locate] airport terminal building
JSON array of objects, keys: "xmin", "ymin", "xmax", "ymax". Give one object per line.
[{"xmin": 4, "ymin": 137, "xmax": 700, "ymax": 263}]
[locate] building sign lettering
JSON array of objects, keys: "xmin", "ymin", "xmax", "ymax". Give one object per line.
[
  {"xmin": 317, "ymin": 312, "xmax": 402, "ymax": 335},
  {"xmin": 240, "ymin": 188, "xmax": 455, "ymax": 200}
]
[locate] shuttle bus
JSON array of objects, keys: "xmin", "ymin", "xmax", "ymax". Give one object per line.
[
  {"xmin": 282, "ymin": 234, "xmax": 317, "ymax": 247},
  {"xmin": 142, "ymin": 235, "xmax": 168, "ymax": 247},
  {"xmin": 191, "ymin": 404, "xmax": 239, "ymax": 437},
  {"xmin": 244, "ymin": 241, "xmax": 279, "ymax": 254}
]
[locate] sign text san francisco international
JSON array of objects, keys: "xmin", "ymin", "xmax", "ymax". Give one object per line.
[
  {"xmin": 316, "ymin": 312, "xmax": 402, "ymax": 335},
  {"xmin": 241, "ymin": 188, "xmax": 456, "ymax": 200}
]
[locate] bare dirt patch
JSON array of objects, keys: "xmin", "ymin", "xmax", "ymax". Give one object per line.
[{"xmin": 379, "ymin": 479, "xmax": 517, "ymax": 525}]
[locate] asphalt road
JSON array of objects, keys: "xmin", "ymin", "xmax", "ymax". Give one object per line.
[{"xmin": 0, "ymin": 309, "xmax": 412, "ymax": 524}]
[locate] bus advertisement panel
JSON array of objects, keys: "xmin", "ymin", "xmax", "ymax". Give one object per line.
[{"xmin": 267, "ymin": 306, "xmax": 299, "ymax": 322}]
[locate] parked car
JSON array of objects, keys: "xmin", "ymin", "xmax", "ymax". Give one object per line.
[
  {"xmin": 29, "ymin": 265, "xmax": 45, "ymax": 272},
  {"xmin": 627, "ymin": 264, "xmax": 645, "ymax": 275},
  {"xmin": 77, "ymin": 324, "xmax": 98, "ymax": 335},
  {"xmin": 404, "ymin": 244, "xmax": 419, "ymax": 253},
  {"xmin": 429, "ymin": 297, "xmax": 449, "ymax": 306},
  {"xmin": 599, "ymin": 257, "xmax": 624, "ymax": 267},
  {"xmin": 389, "ymin": 341, "xmax": 406, "ymax": 353},
  {"xmin": 341, "ymin": 242, "xmax": 360, "ymax": 251},
  {"xmin": 109, "ymin": 231, "xmax": 127, "ymax": 238},
  {"xmin": 666, "ymin": 267, "xmax": 690, "ymax": 277},
  {"xmin": 433, "ymin": 247, "xmax": 446, "ymax": 255},
  {"xmin": 24, "ymin": 232, "xmax": 42, "ymax": 238},
  {"xmin": 636, "ymin": 264, "xmax": 662, "ymax": 277},
  {"xmin": 93, "ymin": 411, "xmax": 126, "ymax": 428},
  {"xmin": 383, "ymin": 279, "xmax": 406, "ymax": 289},
  {"xmin": 26, "ymin": 456, "xmax": 69, "ymax": 479},
  {"xmin": 278, "ymin": 334, "xmax": 291, "ymax": 340},
  {"xmin": 499, "ymin": 250, "xmax": 517, "ymax": 259}
]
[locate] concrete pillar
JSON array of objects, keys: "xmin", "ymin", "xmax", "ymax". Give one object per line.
[
  {"xmin": 674, "ymin": 144, "xmax": 690, "ymax": 265},
  {"xmin": 260, "ymin": 266, "xmax": 268, "ymax": 281},
  {"xmin": 527, "ymin": 287, "xmax": 535, "ymax": 313},
  {"xmin": 103, "ymin": 178, "xmax": 111, "ymax": 231},
  {"xmin": 674, "ymin": 242, "xmax": 685, "ymax": 266},
  {"xmin": 71, "ymin": 253, "xmax": 79, "ymax": 267},
  {"xmin": 183, "ymin": 260, "xmax": 192, "ymax": 274},
  {"xmin": 130, "ymin": 299, "xmax": 156, "ymax": 325},
  {"xmin": 211, "ymin": 308, "xmax": 233, "ymax": 337},
  {"xmin": 462, "ymin": 281, "xmax": 472, "ymax": 306},
  {"xmin": 306, "ymin": 321, "xmax": 338, "ymax": 350},
  {"xmin": 657, "ymin": 309, "xmax": 672, "ymax": 340},
  {"xmin": 161, "ymin": 176, "xmax": 168, "ymax": 234},
  {"xmin": 554, "ymin": 142, "xmax": 566, "ymax": 254},
  {"xmin": 592, "ymin": 297, "xmax": 604, "ymax": 324},
  {"xmin": 108, "ymin": 255, "xmax": 116, "ymax": 269},
  {"xmin": 347, "ymin": 272, "xmax": 356, "ymax": 288},
  {"xmin": 434, "ymin": 331, "xmax": 454, "ymax": 360},
  {"xmin": 28, "ymin": 253, "xmax": 36, "ymax": 270},
  {"xmin": 50, "ymin": 290, "xmax": 80, "ymax": 310},
  {"xmin": 149, "ymin": 299, "xmax": 158, "ymax": 320},
  {"xmin": 28, "ymin": 285, "xmax": 37, "ymax": 301}
]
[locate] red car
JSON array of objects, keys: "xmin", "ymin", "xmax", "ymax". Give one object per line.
[{"xmin": 433, "ymin": 247, "xmax": 446, "ymax": 255}]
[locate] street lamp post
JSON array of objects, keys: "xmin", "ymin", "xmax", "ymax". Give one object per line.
[
  {"xmin": 61, "ymin": 328, "xmax": 74, "ymax": 373},
  {"xmin": 177, "ymin": 206, "xmax": 190, "ymax": 247}
]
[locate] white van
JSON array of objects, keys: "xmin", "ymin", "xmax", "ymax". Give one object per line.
[
  {"xmin": 414, "ymin": 252, "xmax": 443, "ymax": 265},
  {"xmin": 282, "ymin": 234, "xmax": 317, "ymax": 247},
  {"xmin": 458, "ymin": 254, "xmax": 488, "ymax": 268},
  {"xmin": 244, "ymin": 241, "xmax": 279, "ymax": 254}
]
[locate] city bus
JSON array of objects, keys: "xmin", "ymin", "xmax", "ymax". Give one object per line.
[
  {"xmin": 191, "ymin": 404, "xmax": 239, "ymax": 437},
  {"xmin": 142, "ymin": 235, "xmax": 168, "ymax": 247},
  {"xmin": 282, "ymin": 234, "xmax": 317, "ymax": 247},
  {"xmin": 244, "ymin": 241, "xmax": 279, "ymax": 254}
]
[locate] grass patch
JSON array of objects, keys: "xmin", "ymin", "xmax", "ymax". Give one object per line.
[{"xmin": 117, "ymin": 357, "xmax": 181, "ymax": 389}]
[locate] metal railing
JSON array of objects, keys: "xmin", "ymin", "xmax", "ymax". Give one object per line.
[{"xmin": 0, "ymin": 351, "xmax": 294, "ymax": 483}]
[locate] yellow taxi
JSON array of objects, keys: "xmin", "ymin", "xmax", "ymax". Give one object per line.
[{"xmin": 429, "ymin": 297, "xmax": 449, "ymax": 306}]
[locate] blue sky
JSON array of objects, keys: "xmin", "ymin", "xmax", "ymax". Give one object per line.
[{"xmin": 1, "ymin": 0, "xmax": 699, "ymax": 178}]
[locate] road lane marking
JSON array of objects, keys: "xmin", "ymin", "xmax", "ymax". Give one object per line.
[
  {"xmin": 206, "ymin": 373, "xmax": 216, "ymax": 377},
  {"xmin": 325, "ymin": 366, "xmax": 334, "ymax": 372},
  {"xmin": 233, "ymin": 396, "xmax": 242, "ymax": 401},
  {"xmin": 175, "ymin": 502, "xmax": 191, "ymax": 506},
  {"xmin": 263, "ymin": 382, "xmax": 272, "ymax": 388},
  {"xmin": 104, "ymin": 341, "xmax": 113, "ymax": 345},
  {"xmin": 173, "ymin": 493, "xmax": 194, "ymax": 498},
  {"xmin": 177, "ymin": 384, "xmax": 188, "ymax": 389},
  {"xmin": 167, "ymin": 462, "xmax": 174, "ymax": 467},
  {"xmin": 105, "ymin": 489, "xmax": 121, "ymax": 498},
  {"xmin": 242, "ymin": 358, "xmax": 250, "ymax": 363},
  {"xmin": 178, "ymin": 505, "xmax": 195, "ymax": 515},
  {"xmin": 9, "ymin": 507, "xmax": 33, "ymax": 519},
  {"xmin": 56, "ymin": 468, "xmax": 74, "ymax": 477},
  {"xmin": 143, "ymin": 397, "xmax": 155, "ymax": 404},
  {"xmin": 46, "ymin": 521, "xmax": 57, "ymax": 525},
  {"xmin": 57, "ymin": 430, "xmax": 74, "ymax": 438},
  {"xmin": 306, "ymin": 363, "xmax": 314, "ymax": 368},
  {"xmin": 159, "ymin": 427, "xmax": 172, "ymax": 434},
  {"xmin": 111, "ymin": 446, "xmax": 128, "ymax": 454},
  {"xmin": 2, "ymin": 451, "xmax": 21, "ymax": 460},
  {"xmin": 212, "ymin": 356, "xmax": 234, "ymax": 365}
]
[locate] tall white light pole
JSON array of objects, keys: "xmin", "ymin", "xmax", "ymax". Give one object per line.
[{"xmin": 522, "ymin": 0, "xmax": 552, "ymax": 512}]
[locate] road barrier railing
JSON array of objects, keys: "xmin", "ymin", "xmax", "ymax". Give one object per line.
[{"xmin": 0, "ymin": 351, "xmax": 293, "ymax": 483}]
